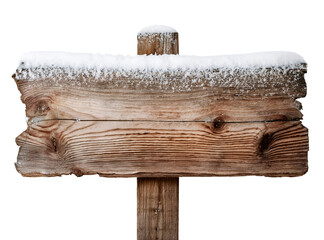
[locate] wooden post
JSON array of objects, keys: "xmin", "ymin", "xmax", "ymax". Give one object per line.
[
  {"xmin": 137, "ymin": 178, "xmax": 179, "ymax": 240},
  {"xmin": 137, "ymin": 28, "xmax": 179, "ymax": 240},
  {"xmin": 137, "ymin": 31, "xmax": 179, "ymax": 55}
]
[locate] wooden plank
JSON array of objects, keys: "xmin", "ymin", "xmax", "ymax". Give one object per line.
[
  {"xmin": 13, "ymin": 61, "xmax": 307, "ymax": 122},
  {"xmin": 15, "ymin": 120, "xmax": 308, "ymax": 177},
  {"xmin": 16, "ymin": 81, "xmax": 303, "ymax": 122},
  {"xmin": 137, "ymin": 178, "xmax": 179, "ymax": 240}
]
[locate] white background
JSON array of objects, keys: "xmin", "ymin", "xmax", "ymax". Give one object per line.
[{"xmin": 0, "ymin": 0, "xmax": 323, "ymax": 239}]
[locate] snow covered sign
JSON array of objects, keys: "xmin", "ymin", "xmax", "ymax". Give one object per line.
[
  {"xmin": 13, "ymin": 28, "xmax": 308, "ymax": 178},
  {"xmin": 13, "ymin": 25, "xmax": 308, "ymax": 239}
]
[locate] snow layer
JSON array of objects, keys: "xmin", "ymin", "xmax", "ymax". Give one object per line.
[
  {"xmin": 138, "ymin": 25, "xmax": 177, "ymax": 34},
  {"xmin": 18, "ymin": 51, "xmax": 305, "ymax": 71},
  {"xmin": 15, "ymin": 52, "xmax": 306, "ymax": 97}
]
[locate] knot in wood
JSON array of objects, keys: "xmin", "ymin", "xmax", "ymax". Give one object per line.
[
  {"xmin": 50, "ymin": 135, "xmax": 57, "ymax": 152},
  {"xmin": 72, "ymin": 168, "xmax": 84, "ymax": 177},
  {"xmin": 212, "ymin": 117, "xmax": 225, "ymax": 131},
  {"xmin": 258, "ymin": 132, "xmax": 273, "ymax": 157},
  {"xmin": 35, "ymin": 100, "xmax": 49, "ymax": 115}
]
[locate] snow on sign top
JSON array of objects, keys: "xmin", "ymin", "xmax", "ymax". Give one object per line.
[
  {"xmin": 18, "ymin": 51, "xmax": 305, "ymax": 70},
  {"xmin": 15, "ymin": 51, "xmax": 307, "ymax": 95},
  {"xmin": 138, "ymin": 25, "xmax": 177, "ymax": 34},
  {"xmin": 14, "ymin": 51, "xmax": 307, "ymax": 96}
]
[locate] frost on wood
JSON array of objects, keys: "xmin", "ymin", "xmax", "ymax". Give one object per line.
[{"xmin": 14, "ymin": 51, "xmax": 307, "ymax": 97}]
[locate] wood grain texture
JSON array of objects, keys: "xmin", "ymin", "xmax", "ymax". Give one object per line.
[
  {"xmin": 16, "ymin": 80, "xmax": 303, "ymax": 122},
  {"xmin": 137, "ymin": 178, "xmax": 179, "ymax": 240},
  {"xmin": 137, "ymin": 32, "xmax": 179, "ymax": 55},
  {"xmin": 13, "ymin": 29, "xmax": 308, "ymax": 180},
  {"xmin": 15, "ymin": 120, "xmax": 308, "ymax": 177},
  {"xmin": 13, "ymin": 59, "xmax": 307, "ymax": 122}
]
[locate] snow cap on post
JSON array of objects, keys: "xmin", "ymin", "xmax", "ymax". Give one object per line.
[{"xmin": 137, "ymin": 25, "xmax": 179, "ymax": 55}]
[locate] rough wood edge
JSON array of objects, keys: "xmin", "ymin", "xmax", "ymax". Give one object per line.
[{"xmin": 15, "ymin": 120, "xmax": 309, "ymax": 178}]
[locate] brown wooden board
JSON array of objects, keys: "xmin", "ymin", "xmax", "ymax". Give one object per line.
[
  {"xmin": 14, "ymin": 78, "xmax": 304, "ymax": 122},
  {"xmin": 15, "ymin": 119, "xmax": 308, "ymax": 177},
  {"xmin": 13, "ymin": 31, "xmax": 308, "ymax": 178},
  {"xmin": 13, "ymin": 67, "xmax": 308, "ymax": 177}
]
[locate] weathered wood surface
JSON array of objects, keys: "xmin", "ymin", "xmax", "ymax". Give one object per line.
[
  {"xmin": 13, "ymin": 60, "xmax": 307, "ymax": 122},
  {"xmin": 137, "ymin": 32, "xmax": 179, "ymax": 55},
  {"xmin": 15, "ymin": 119, "xmax": 308, "ymax": 177},
  {"xmin": 137, "ymin": 178, "xmax": 179, "ymax": 240},
  {"xmin": 15, "ymin": 80, "xmax": 304, "ymax": 122},
  {"xmin": 13, "ymin": 28, "xmax": 308, "ymax": 178}
]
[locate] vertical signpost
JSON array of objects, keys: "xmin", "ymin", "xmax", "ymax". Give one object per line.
[{"xmin": 137, "ymin": 28, "xmax": 180, "ymax": 240}]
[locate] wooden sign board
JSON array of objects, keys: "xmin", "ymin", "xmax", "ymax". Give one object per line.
[
  {"xmin": 13, "ymin": 26, "xmax": 308, "ymax": 239},
  {"xmin": 13, "ymin": 47, "xmax": 308, "ymax": 178}
]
